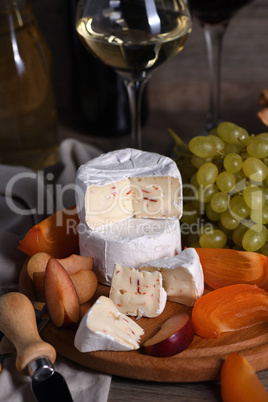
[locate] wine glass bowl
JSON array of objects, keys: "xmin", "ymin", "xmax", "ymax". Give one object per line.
[
  {"xmin": 76, "ymin": 0, "xmax": 192, "ymax": 149},
  {"xmin": 188, "ymin": 0, "xmax": 255, "ymax": 133},
  {"xmin": 188, "ymin": 0, "xmax": 254, "ymax": 24}
]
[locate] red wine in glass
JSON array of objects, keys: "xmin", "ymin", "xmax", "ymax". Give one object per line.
[
  {"xmin": 189, "ymin": 0, "xmax": 254, "ymax": 24},
  {"xmin": 188, "ymin": 0, "xmax": 255, "ymax": 131}
]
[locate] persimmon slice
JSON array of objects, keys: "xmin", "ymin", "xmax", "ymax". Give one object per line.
[
  {"xmin": 192, "ymin": 284, "xmax": 268, "ymax": 338},
  {"xmin": 221, "ymin": 352, "xmax": 268, "ymax": 402},
  {"xmin": 18, "ymin": 206, "xmax": 79, "ymax": 258},
  {"xmin": 195, "ymin": 248, "xmax": 268, "ymax": 291}
]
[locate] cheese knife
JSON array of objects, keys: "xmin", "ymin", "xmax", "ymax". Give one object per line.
[{"xmin": 0, "ymin": 292, "xmax": 74, "ymax": 402}]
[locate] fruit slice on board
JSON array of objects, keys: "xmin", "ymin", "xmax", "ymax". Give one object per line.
[
  {"xmin": 192, "ymin": 284, "xmax": 268, "ymax": 338},
  {"xmin": 221, "ymin": 352, "xmax": 268, "ymax": 402},
  {"xmin": 143, "ymin": 313, "xmax": 194, "ymax": 357},
  {"xmin": 195, "ymin": 248, "xmax": 268, "ymax": 292},
  {"xmin": 18, "ymin": 206, "xmax": 79, "ymax": 258},
  {"xmin": 44, "ymin": 258, "xmax": 80, "ymax": 327}
]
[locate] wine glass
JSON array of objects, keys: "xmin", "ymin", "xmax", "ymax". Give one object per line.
[
  {"xmin": 188, "ymin": 0, "xmax": 255, "ymax": 133},
  {"xmin": 75, "ymin": 0, "xmax": 192, "ymax": 149}
]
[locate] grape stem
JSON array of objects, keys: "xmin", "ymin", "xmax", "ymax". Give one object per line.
[{"xmin": 169, "ymin": 128, "xmax": 189, "ymax": 150}]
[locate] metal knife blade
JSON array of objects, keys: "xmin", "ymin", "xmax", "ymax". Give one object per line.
[
  {"xmin": 29, "ymin": 358, "xmax": 73, "ymax": 402},
  {"xmin": 0, "ymin": 292, "xmax": 74, "ymax": 402}
]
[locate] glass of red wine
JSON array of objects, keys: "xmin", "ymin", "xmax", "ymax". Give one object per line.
[{"xmin": 188, "ymin": 0, "xmax": 254, "ymax": 133}]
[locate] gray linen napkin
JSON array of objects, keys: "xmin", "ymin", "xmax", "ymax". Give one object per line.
[{"xmin": 0, "ymin": 138, "xmax": 112, "ymax": 401}]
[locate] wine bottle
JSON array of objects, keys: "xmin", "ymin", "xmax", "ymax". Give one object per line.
[{"xmin": 0, "ymin": 0, "xmax": 58, "ymax": 170}]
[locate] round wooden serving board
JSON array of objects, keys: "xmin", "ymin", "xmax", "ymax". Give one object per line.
[{"xmin": 19, "ymin": 262, "xmax": 268, "ymax": 383}]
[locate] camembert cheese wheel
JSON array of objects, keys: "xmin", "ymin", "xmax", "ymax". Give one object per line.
[{"xmin": 75, "ymin": 148, "xmax": 182, "ymax": 229}]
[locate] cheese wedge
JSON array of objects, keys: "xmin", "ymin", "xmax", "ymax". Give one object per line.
[
  {"xmin": 74, "ymin": 296, "xmax": 144, "ymax": 352},
  {"xmin": 140, "ymin": 248, "xmax": 204, "ymax": 306},
  {"xmin": 110, "ymin": 264, "xmax": 167, "ymax": 318},
  {"xmin": 78, "ymin": 217, "xmax": 181, "ymax": 285},
  {"xmin": 76, "ymin": 148, "xmax": 182, "ymax": 229}
]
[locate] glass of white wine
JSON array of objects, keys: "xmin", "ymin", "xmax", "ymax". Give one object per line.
[{"xmin": 76, "ymin": 0, "xmax": 192, "ymax": 149}]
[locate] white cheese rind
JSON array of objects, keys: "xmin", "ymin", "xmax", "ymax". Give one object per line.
[
  {"xmin": 75, "ymin": 148, "xmax": 182, "ymax": 228},
  {"xmin": 110, "ymin": 264, "xmax": 167, "ymax": 318},
  {"xmin": 140, "ymin": 248, "xmax": 204, "ymax": 306},
  {"xmin": 74, "ymin": 296, "xmax": 144, "ymax": 352},
  {"xmin": 78, "ymin": 217, "xmax": 182, "ymax": 285}
]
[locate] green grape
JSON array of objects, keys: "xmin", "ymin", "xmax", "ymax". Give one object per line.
[
  {"xmin": 224, "ymin": 143, "xmax": 243, "ymax": 154},
  {"xmin": 199, "ymin": 227, "xmax": 227, "ymax": 248},
  {"xmin": 232, "ymin": 224, "xmax": 248, "ymax": 247},
  {"xmin": 191, "ymin": 155, "xmax": 212, "ymax": 169},
  {"xmin": 210, "ymin": 192, "xmax": 230, "ymax": 213},
  {"xmin": 217, "ymin": 122, "xmax": 249, "ymax": 145},
  {"xmin": 196, "ymin": 163, "xmax": 218, "ymax": 186},
  {"xmin": 247, "ymin": 137, "xmax": 268, "ymax": 158},
  {"xmin": 229, "ymin": 195, "xmax": 250, "ymax": 220},
  {"xmin": 220, "ymin": 210, "xmax": 239, "ymax": 230},
  {"xmin": 234, "ymin": 172, "xmax": 247, "ymax": 193},
  {"xmin": 234, "ymin": 169, "xmax": 246, "ymax": 182},
  {"xmin": 205, "ymin": 203, "xmax": 221, "ymax": 221},
  {"xmin": 189, "ymin": 136, "xmax": 224, "ymax": 158},
  {"xmin": 199, "ymin": 222, "xmax": 215, "ymax": 236},
  {"xmin": 250, "ymin": 204, "xmax": 268, "ymax": 225},
  {"xmin": 262, "ymin": 187, "xmax": 268, "ymax": 204},
  {"xmin": 256, "ymin": 132, "xmax": 268, "ymax": 141},
  {"xmin": 242, "ymin": 224, "xmax": 268, "ymax": 251},
  {"xmin": 223, "ymin": 153, "xmax": 243, "ymax": 173},
  {"xmin": 207, "ymin": 135, "xmax": 225, "ymax": 153},
  {"xmin": 243, "ymin": 185, "xmax": 265, "ymax": 210},
  {"xmin": 198, "ymin": 184, "xmax": 218, "ymax": 203},
  {"xmin": 217, "ymin": 221, "xmax": 233, "ymax": 239},
  {"xmin": 208, "ymin": 127, "xmax": 218, "ymax": 136},
  {"xmin": 242, "ymin": 157, "xmax": 268, "ymax": 182},
  {"xmin": 257, "ymin": 241, "xmax": 268, "ymax": 256},
  {"xmin": 216, "ymin": 171, "xmax": 235, "ymax": 193},
  {"xmin": 189, "ymin": 136, "xmax": 215, "ymax": 158}
]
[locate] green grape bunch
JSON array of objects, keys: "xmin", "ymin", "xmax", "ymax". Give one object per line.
[{"xmin": 171, "ymin": 121, "xmax": 268, "ymax": 255}]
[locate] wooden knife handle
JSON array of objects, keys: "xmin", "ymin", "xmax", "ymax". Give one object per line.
[{"xmin": 0, "ymin": 292, "xmax": 56, "ymax": 375}]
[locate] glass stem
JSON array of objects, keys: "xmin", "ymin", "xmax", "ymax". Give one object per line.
[
  {"xmin": 124, "ymin": 78, "xmax": 147, "ymax": 149},
  {"xmin": 202, "ymin": 22, "xmax": 228, "ymax": 132}
]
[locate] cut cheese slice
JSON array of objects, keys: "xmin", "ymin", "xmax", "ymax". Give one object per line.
[
  {"xmin": 140, "ymin": 248, "xmax": 204, "ymax": 306},
  {"xmin": 74, "ymin": 296, "xmax": 144, "ymax": 352},
  {"xmin": 110, "ymin": 264, "xmax": 167, "ymax": 318},
  {"xmin": 76, "ymin": 148, "xmax": 182, "ymax": 229},
  {"xmin": 78, "ymin": 217, "xmax": 181, "ymax": 285}
]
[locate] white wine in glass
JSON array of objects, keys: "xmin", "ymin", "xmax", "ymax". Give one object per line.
[{"xmin": 76, "ymin": 0, "xmax": 192, "ymax": 149}]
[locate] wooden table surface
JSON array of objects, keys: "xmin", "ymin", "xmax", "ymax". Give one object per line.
[{"xmin": 38, "ymin": 0, "xmax": 268, "ymax": 400}]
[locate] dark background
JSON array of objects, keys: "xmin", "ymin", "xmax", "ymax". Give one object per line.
[{"xmin": 32, "ymin": 0, "xmax": 268, "ymax": 154}]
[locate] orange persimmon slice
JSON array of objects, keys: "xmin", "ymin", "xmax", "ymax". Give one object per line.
[
  {"xmin": 221, "ymin": 352, "xmax": 268, "ymax": 402},
  {"xmin": 195, "ymin": 248, "xmax": 268, "ymax": 292},
  {"xmin": 18, "ymin": 206, "xmax": 80, "ymax": 258},
  {"xmin": 192, "ymin": 284, "xmax": 268, "ymax": 338}
]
